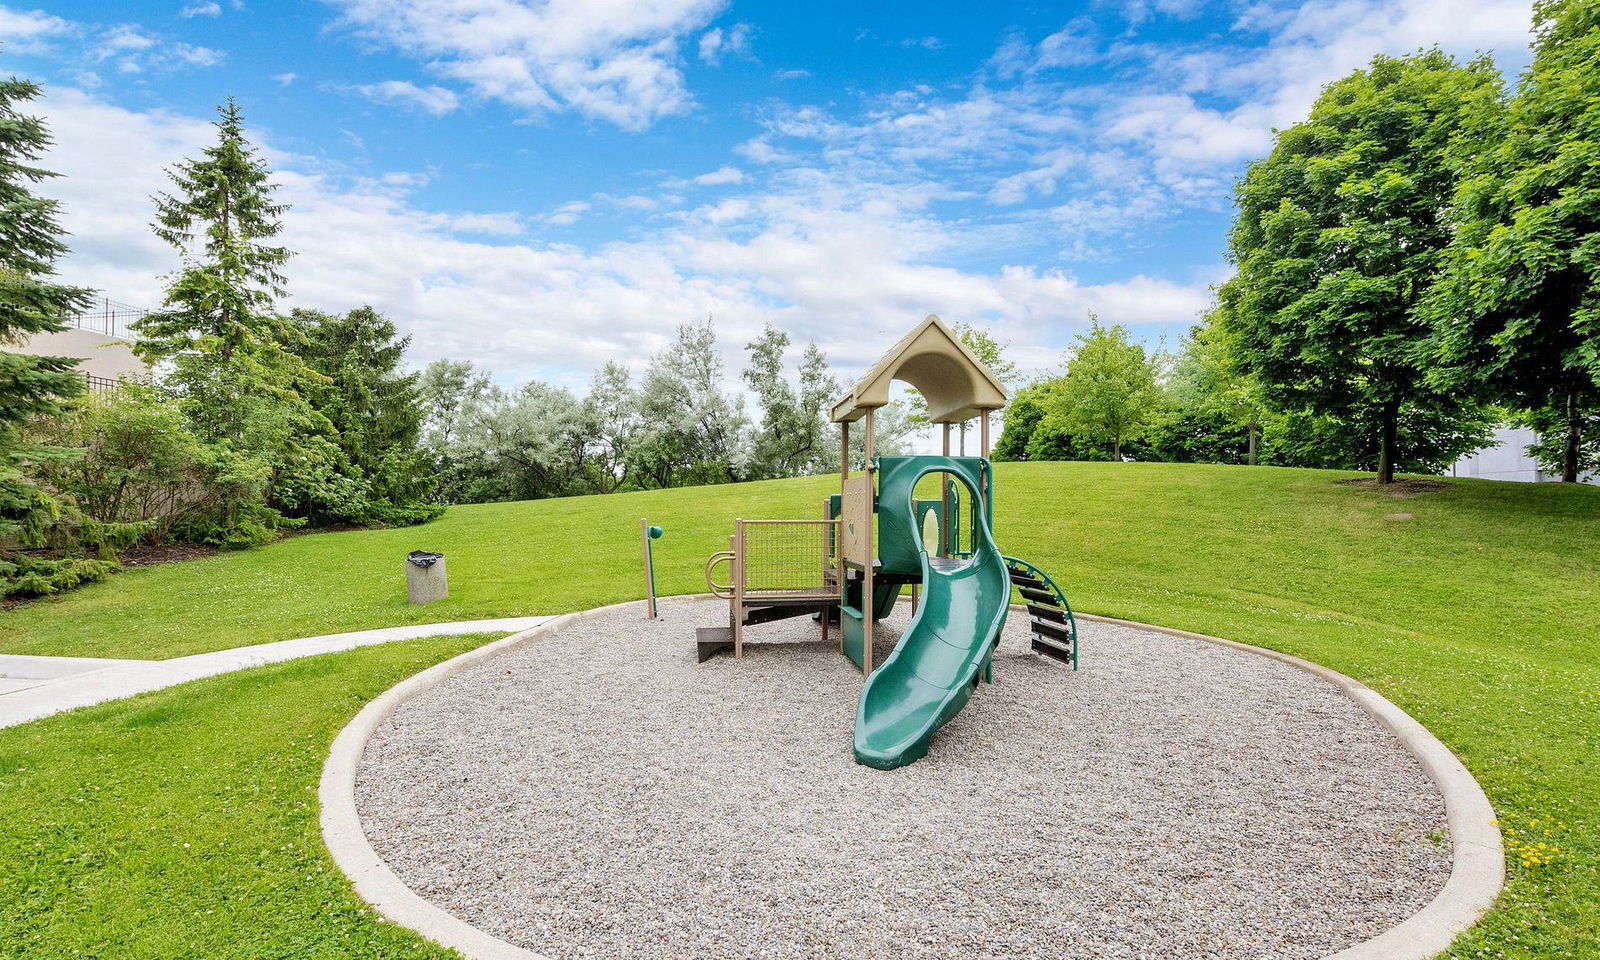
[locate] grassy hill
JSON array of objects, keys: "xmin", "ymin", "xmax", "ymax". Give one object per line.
[{"xmin": 2, "ymin": 461, "xmax": 1598, "ymax": 955}]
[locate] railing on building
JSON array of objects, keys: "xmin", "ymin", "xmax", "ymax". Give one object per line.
[
  {"xmin": 69, "ymin": 297, "xmax": 148, "ymax": 339},
  {"xmin": 84, "ymin": 374, "xmax": 123, "ymax": 394}
]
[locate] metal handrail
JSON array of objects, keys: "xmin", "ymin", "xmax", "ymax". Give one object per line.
[{"xmin": 704, "ymin": 551, "xmax": 735, "ymax": 599}]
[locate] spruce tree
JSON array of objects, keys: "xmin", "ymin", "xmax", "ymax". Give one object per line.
[
  {"xmin": 134, "ymin": 99, "xmax": 327, "ymax": 543},
  {"xmin": 0, "ymin": 76, "xmax": 125, "ymax": 595}
]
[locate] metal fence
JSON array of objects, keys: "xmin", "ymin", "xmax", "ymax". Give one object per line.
[
  {"xmin": 69, "ymin": 297, "xmax": 148, "ymax": 339},
  {"xmin": 84, "ymin": 374, "xmax": 122, "ymax": 393}
]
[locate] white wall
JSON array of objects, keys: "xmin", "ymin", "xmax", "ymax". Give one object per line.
[
  {"xmin": 15, "ymin": 327, "xmax": 146, "ymax": 383},
  {"xmin": 1451, "ymin": 426, "xmax": 1597, "ymax": 484}
]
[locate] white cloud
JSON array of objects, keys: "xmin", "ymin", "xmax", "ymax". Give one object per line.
[
  {"xmin": 772, "ymin": 68, "xmax": 809, "ymax": 81},
  {"xmin": 179, "ymin": 1, "xmax": 222, "ymax": 17},
  {"xmin": 691, "ymin": 165, "xmax": 744, "ymax": 186},
  {"xmin": 328, "ymin": 0, "xmax": 726, "ymax": 130},
  {"xmin": 37, "ymin": 85, "xmax": 1208, "ymax": 394},
  {"xmin": 351, "ymin": 79, "xmax": 461, "ymax": 116},
  {"xmin": 698, "ymin": 21, "xmax": 752, "ymax": 64},
  {"xmin": 540, "ymin": 200, "xmax": 590, "ymax": 226},
  {"xmin": 274, "ymin": 72, "xmax": 297, "ymax": 86},
  {"xmin": 0, "ymin": 5, "xmax": 71, "ymax": 53},
  {"xmin": 899, "ymin": 36, "xmax": 946, "ymax": 51}
]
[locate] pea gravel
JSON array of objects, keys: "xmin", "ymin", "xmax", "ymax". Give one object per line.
[{"xmin": 355, "ymin": 597, "xmax": 1450, "ymax": 960}]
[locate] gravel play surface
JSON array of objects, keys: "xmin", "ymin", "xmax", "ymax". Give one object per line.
[{"xmin": 356, "ymin": 597, "xmax": 1451, "ymax": 960}]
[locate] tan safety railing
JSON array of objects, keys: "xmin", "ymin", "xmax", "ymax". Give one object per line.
[{"xmin": 736, "ymin": 519, "xmax": 839, "ymax": 597}]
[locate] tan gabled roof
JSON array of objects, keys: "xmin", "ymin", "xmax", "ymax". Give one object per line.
[{"xmin": 830, "ymin": 314, "xmax": 1008, "ymax": 424}]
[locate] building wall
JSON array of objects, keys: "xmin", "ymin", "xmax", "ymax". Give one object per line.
[
  {"xmin": 16, "ymin": 327, "xmax": 147, "ymax": 383},
  {"xmin": 1451, "ymin": 426, "xmax": 1597, "ymax": 485}
]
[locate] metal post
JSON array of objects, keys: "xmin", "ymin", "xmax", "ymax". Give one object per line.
[
  {"xmin": 640, "ymin": 517, "xmax": 657, "ymax": 619},
  {"xmin": 940, "ymin": 422, "xmax": 952, "ymax": 557},
  {"xmin": 733, "ymin": 520, "xmax": 745, "ymax": 658}
]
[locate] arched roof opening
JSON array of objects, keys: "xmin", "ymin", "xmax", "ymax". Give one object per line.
[{"xmin": 829, "ymin": 315, "xmax": 1008, "ymax": 425}]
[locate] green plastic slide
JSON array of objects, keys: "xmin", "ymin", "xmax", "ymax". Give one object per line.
[{"xmin": 853, "ymin": 456, "xmax": 1010, "ymax": 769}]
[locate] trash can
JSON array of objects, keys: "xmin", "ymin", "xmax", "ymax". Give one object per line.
[{"xmin": 406, "ymin": 551, "xmax": 448, "ymax": 604}]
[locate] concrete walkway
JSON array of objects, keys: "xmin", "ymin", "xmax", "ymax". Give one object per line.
[{"xmin": 0, "ymin": 617, "xmax": 549, "ymax": 730}]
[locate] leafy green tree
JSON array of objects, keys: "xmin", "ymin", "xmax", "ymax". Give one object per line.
[
  {"xmin": 1220, "ymin": 50, "xmax": 1502, "ymax": 483},
  {"xmin": 582, "ymin": 361, "xmax": 639, "ymax": 493},
  {"xmin": 1146, "ymin": 314, "xmax": 1274, "ymax": 465},
  {"xmin": 742, "ymin": 323, "xmax": 838, "ymax": 479},
  {"xmin": 1426, "ymin": 0, "xmax": 1600, "ymax": 482},
  {"xmin": 1039, "ymin": 320, "xmax": 1160, "ymax": 461},
  {"xmin": 28, "ymin": 386, "xmax": 214, "ymax": 544},
  {"xmin": 134, "ymin": 99, "xmax": 329, "ymax": 543},
  {"xmin": 465, "ymin": 381, "xmax": 591, "ymax": 501},
  {"xmin": 0, "ymin": 76, "xmax": 134, "ymax": 596},
  {"xmin": 631, "ymin": 317, "xmax": 747, "ymax": 488},
  {"xmin": 419, "ymin": 358, "xmax": 494, "ymax": 501}
]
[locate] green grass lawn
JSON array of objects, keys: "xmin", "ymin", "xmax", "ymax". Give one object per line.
[
  {"xmin": 0, "ymin": 634, "xmax": 483, "ymax": 959},
  {"xmin": 3, "ymin": 461, "xmax": 1599, "ymax": 957}
]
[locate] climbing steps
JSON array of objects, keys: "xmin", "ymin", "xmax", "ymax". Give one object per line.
[{"xmin": 1003, "ymin": 556, "xmax": 1078, "ymax": 669}]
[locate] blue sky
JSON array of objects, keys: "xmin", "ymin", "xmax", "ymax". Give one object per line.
[{"xmin": 5, "ymin": 0, "xmax": 1536, "ymax": 391}]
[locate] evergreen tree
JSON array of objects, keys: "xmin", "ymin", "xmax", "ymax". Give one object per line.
[
  {"xmin": 134, "ymin": 99, "xmax": 327, "ymax": 544},
  {"xmin": 1220, "ymin": 51, "xmax": 1501, "ymax": 483},
  {"xmin": 0, "ymin": 76, "xmax": 128, "ymax": 595},
  {"xmin": 1426, "ymin": 0, "xmax": 1600, "ymax": 481},
  {"xmin": 294, "ymin": 305, "xmax": 435, "ymax": 516}
]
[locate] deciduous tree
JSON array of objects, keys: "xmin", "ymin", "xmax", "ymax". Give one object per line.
[
  {"xmin": 1426, "ymin": 0, "xmax": 1600, "ymax": 482},
  {"xmin": 1220, "ymin": 51, "xmax": 1502, "ymax": 483}
]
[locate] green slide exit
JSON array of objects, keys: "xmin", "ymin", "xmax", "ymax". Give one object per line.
[{"xmin": 853, "ymin": 456, "xmax": 1010, "ymax": 770}]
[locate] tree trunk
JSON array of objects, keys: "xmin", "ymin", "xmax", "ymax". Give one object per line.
[
  {"xmin": 1247, "ymin": 422, "xmax": 1258, "ymax": 466},
  {"xmin": 1377, "ymin": 400, "xmax": 1399, "ymax": 485},
  {"xmin": 1564, "ymin": 391, "xmax": 1581, "ymax": 483},
  {"xmin": 1113, "ymin": 439, "xmax": 1122, "ymax": 461}
]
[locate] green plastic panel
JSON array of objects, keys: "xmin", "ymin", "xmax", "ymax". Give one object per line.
[{"xmin": 853, "ymin": 456, "xmax": 1009, "ymax": 770}]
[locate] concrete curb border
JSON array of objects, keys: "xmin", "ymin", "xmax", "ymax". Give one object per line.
[{"xmin": 321, "ymin": 599, "xmax": 1503, "ymax": 960}]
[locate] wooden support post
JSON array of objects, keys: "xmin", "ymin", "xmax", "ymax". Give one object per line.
[
  {"xmin": 733, "ymin": 520, "xmax": 745, "ymax": 659},
  {"xmin": 838, "ymin": 420, "xmax": 849, "ymax": 653},
  {"xmin": 862, "ymin": 407, "xmax": 875, "ymax": 676},
  {"xmin": 840, "ymin": 421, "xmax": 850, "ymax": 486},
  {"xmin": 981, "ymin": 411, "xmax": 991, "ymax": 459}
]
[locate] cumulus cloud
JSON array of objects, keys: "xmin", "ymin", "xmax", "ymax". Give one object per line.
[
  {"xmin": 351, "ymin": 79, "xmax": 461, "ymax": 116},
  {"xmin": 697, "ymin": 22, "xmax": 751, "ymax": 64},
  {"xmin": 179, "ymin": 1, "xmax": 222, "ymax": 17},
  {"xmin": 691, "ymin": 165, "xmax": 744, "ymax": 186},
  {"xmin": 37, "ymin": 85, "xmax": 1209, "ymax": 392},
  {"xmin": 0, "ymin": 5, "xmax": 72, "ymax": 53},
  {"xmin": 327, "ymin": 0, "xmax": 726, "ymax": 130}
]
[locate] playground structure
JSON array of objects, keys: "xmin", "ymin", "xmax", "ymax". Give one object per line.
[{"xmin": 700, "ymin": 315, "xmax": 1078, "ymax": 769}]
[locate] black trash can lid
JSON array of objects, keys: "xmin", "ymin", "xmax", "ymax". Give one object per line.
[{"xmin": 407, "ymin": 551, "xmax": 445, "ymax": 568}]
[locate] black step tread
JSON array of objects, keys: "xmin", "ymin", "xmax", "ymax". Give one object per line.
[
  {"xmin": 1032, "ymin": 635, "xmax": 1074, "ymax": 664},
  {"xmin": 1031, "ymin": 620, "xmax": 1074, "ymax": 644},
  {"xmin": 1027, "ymin": 603, "xmax": 1067, "ymax": 624},
  {"xmin": 1008, "ymin": 572, "xmax": 1045, "ymax": 588},
  {"xmin": 1018, "ymin": 586, "xmax": 1059, "ymax": 605}
]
